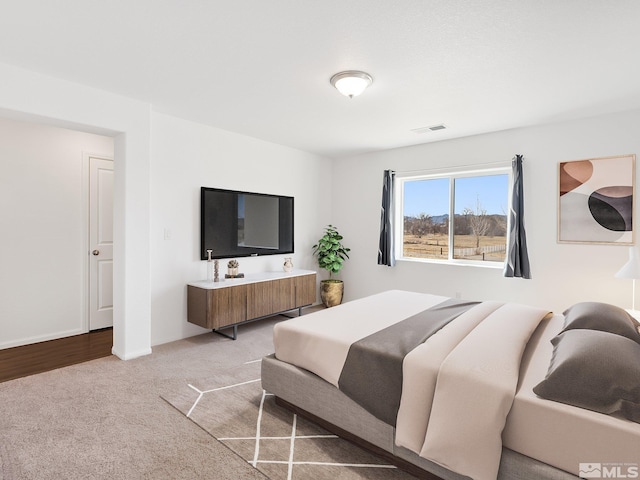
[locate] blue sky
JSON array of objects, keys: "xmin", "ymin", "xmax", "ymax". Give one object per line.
[{"xmin": 403, "ymin": 174, "xmax": 509, "ymax": 217}]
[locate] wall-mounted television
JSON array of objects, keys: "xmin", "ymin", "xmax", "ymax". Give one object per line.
[{"xmin": 200, "ymin": 187, "xmax": 294, "ymax": 260}]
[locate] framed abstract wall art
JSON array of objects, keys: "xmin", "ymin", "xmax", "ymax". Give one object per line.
[{"xmin": 558, "ymin": 154, "xmax": 635, "ymax": 244}]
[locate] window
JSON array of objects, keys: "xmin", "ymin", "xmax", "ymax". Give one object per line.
[{"xmin": 397, "ymin": 168, "xmax": 510, "ymax": 265}]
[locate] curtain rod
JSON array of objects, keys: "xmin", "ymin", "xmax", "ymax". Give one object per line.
[{"xmin": 393, "ymin": 159, "xmax": 514, "ymax": 177}]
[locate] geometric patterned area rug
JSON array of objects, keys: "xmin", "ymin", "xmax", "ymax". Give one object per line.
[{"xmin": 161, "ymin": 359, "xmax": 416, "ymax": 479}]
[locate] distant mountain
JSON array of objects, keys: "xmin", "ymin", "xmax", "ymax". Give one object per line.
[
  {"xmin": 404, "ymin": 214, "xmax": 449, "ymax": 224},
  {"xmin": 405, "ymin": 213, "xmax": 507, "ymax": 224},
  {"xmin": 431, "ymin": 214, "xmax": 449, "ymax": 224}
]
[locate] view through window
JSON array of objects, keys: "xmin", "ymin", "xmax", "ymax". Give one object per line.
[{"xmin": 400, "ymin": 171, "xmax": 509, "ymax": 263}]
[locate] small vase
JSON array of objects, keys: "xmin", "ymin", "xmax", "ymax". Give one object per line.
[
  {"xmin": 228, "ymin": 267, "xmax": 239, "ymax": 277},
  {"xmin": 283, "ymin": 258, "xmax": 293, "ymax": 272}
]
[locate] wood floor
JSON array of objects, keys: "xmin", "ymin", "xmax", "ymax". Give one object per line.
[{"xmin": 0, "ymin": 328, "xmax": 113, "ymax": 383}]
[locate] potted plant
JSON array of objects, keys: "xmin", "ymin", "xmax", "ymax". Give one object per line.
[{"xmin": 312, "ymin": 225, "xmax": 350, "ymax": 307}]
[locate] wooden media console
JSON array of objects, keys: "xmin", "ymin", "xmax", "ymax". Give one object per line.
[{"xmin": 187, "ymin": 269, "xmax": 316, "ymax": 339}]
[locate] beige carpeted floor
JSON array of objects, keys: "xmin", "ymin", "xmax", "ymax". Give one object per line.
[{"xmin": 0, "ymin": 317, "xmax": 289, "ymax": 480}]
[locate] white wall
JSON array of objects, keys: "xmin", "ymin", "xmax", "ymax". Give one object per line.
[
  {"xmin": 0, "ymin": 62, "xmax": 152, "ymax": 359},
  {"xmin": 0, "ymin": 118, "xmax": 113, "ymax": 349},
  {"xmin": 331, "ymin": 109, "xmax": 640, "ymax": 313},
  {"xmin": 149, "ymin": 112, "xmax": 332, "ymax": 346},
  {"xmin": 0, "ymin": 62, "xmax": 332, "ymax": 355}
]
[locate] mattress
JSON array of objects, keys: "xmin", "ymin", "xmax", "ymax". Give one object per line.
[
  {"xmin": 505, "ymin": 312, "xmax": 640, "ymax": 474},
  {"xmin": 273, "ymin": 289, "xmax": 448, "ymax": 386},
  {"xmin": 273, "ymin": 290, "xmax": 640, "ymax": 478}
]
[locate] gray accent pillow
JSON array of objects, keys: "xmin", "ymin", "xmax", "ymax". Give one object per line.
[
  {"xmin": 533, "ymin": 329, "xmax": 640, "ymax": 423},
  {"xmin": 562, "ymin": 302, "xmax": 640, "ymax": 344}
]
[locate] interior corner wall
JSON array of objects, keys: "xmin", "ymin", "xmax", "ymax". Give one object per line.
[
  {"xmin": 149, "ymin": 112, "xmax": 332, "ymax": 346},
  {"xmin": 0, "ymin": 62, "xmax": 152, "ymax": 360},
  {"xmin": 0, "ymin": 117, "xmax": 114, "ymax": 349},
  {"xmin": 331, "ymin": 109, "xmax": 640, "ymax": 313}
]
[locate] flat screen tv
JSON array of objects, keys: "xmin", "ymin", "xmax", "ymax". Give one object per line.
[{"xmin": 200, "ymin": 187, "xmax": 294, "ymax": 260}]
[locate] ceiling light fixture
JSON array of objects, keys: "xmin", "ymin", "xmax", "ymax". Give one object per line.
[{"xmin": 330, "ymin": 70, "xmax": 373, "ymax": 98}]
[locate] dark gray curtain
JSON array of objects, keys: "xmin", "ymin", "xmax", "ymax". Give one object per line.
[
  {"xmin": 504, "ymin": 155, "xmax": 531, "ymax": 278},
  {"xmin": 377, "ymin": 169, "xmax": 395, "ymax": 266}
]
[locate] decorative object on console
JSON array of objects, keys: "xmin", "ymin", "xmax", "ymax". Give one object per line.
[
  {"xmin": 312, "ymin": 225, "xmax": 350, "ymax": 308},
  {"xmin": 214, "ymin": 259, "xmax": 219, "ymax": 282},
  {"xmin": 225, "ymin": 259, "xmax": 243, "ymax": 279},
  {"xmin": 206, "ymin": 250, "xmax": 214, "ymax": 282},
  {"xmin": 283, "ymin": 257, "xmax": 293, "ymax": 272},
  {"xmin": 615, "ymin": 245, "xmax": 640, "ymax": 310},
  {"xmin": 558, "ymin": 154, "xmax": 635, "ymax": 244}
]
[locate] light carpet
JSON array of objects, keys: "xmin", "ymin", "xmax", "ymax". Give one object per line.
[
  {"xmin": 162, "ymin": 358, "xmax": 417, "ymax": 480},
  {"xmin": 0, "ymin": 318, "xmax": 281, "ymax": 480}
]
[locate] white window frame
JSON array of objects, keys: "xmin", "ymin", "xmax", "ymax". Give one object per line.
[{"xmin": 394, "ymin": 166, "xmax": 512, "ymax": 268}]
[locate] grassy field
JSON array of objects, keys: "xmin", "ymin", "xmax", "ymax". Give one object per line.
[{"xmin": 403, "ymin": 233, "xmax": 506, "ymax": 262}]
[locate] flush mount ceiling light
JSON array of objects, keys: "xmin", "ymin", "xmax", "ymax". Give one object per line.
[{"xmin": 330, "ymin": 70, "xmax": 373, "ymax": 98}]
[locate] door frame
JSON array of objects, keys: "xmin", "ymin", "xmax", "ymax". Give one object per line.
[{"xmin": 82, "ymin": 152, "xmax": 114, "ymax": 333}]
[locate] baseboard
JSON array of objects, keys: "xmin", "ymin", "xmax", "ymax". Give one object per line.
[{"xmin": 111, "ymin": 346, "xmax": 152, "ymax": 360}]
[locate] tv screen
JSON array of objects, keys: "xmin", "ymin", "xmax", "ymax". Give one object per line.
[{"xmin": 200, "ymin": 187, "xmax": 294, "ymax": 260}]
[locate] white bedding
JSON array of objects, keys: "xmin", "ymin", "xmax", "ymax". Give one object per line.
[
  {"xmin": 273, "ymin": 290, "xmax": 640, "ymax": 479},
  {"xmin": 395, "ymin": 300, "xmax": 504, "ymax": 452},
  {"xmin": 273, "ymin": 290, "xmax": 447, "ymax": 386},
  {"xmin": 412, "ymin": 302, "xmax": 549, "ymax": 480},
  {"xmin": 274, "ymin": 290, "xmax": 550, "ymax": 479}
]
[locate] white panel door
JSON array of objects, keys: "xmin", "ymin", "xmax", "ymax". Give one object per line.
[{"xmin": 89, "ymin": 157, "xmax": 114, "ymax": 330}]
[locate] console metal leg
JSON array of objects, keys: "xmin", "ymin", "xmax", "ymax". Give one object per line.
[
  {"xmin": 212, "ymin": 324, "xmax": 237, "ymax": 340},
  {"xmin": 211, "ymin": 305, "xmax": 311, "ymax": 338}
]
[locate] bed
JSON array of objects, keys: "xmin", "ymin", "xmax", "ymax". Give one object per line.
[{"xmin": 261, "ymin": 290, "xmax": 640, "ymax": 480}]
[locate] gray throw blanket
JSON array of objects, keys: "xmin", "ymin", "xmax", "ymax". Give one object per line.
[{"xmin": 337, "ymin": 298, "xmax": 479, "ymax": 426}]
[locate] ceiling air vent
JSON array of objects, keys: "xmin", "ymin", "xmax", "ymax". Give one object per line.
[{"xmin": 411, "ymin": 124, "xmax": 446, "ymax": 134}]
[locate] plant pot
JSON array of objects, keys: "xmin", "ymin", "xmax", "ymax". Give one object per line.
[{"xmin": 320, "ymin": 279, "xmax": 343, "ymax": 308}]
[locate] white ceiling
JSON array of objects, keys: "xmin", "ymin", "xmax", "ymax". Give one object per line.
[{"xmin": 1, "ymin": 1, "xmax": 640, "ymax": 158}]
